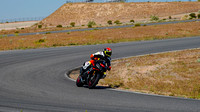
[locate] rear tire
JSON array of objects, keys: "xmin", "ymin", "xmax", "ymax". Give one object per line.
[
  {"xmin": 88, "ymin": 73, "xmax": 100, "ymax": 89},
  {"xmin": 76, "ymin": 75, "xmax": 84, "ymax": 87}
]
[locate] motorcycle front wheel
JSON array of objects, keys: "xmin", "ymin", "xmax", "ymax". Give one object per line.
[
  {"xmin": 88, "ymin": 73, "xmax": 100, "ymax": 89},
  {"xmin": 76, "ymin": 75, "xmax": 84, "ymax": 87}
]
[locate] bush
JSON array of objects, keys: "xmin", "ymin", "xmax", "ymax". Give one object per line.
[
  {"xmin": 70, "ymin": 22, "xmax": 75, "ymax": 27},
  {"xmin": 181, "ymin": 15, "xmax": 189, "ymax": 20},
  {"xmin": 189, "ymin": 13, "xmax": 196, "ymax": 19},
  {"xmin": 150, "ymin": 15, "xmax": 159, "ymax": 21},
  {"xmin": 169, "ymin": 16, "xmax": 172, "ymax": 19},
  {"xmin": 35, "ymin": 39, "xmax": 45, "ymax": 44},
  {"xmin": 130, "ymin": 20, "xmax": 135, "ymax": 23},
  {"xmin": 38, "ymin": 25, "xmax": 42, "ymax": 28},
  {"xmin": 198, "ymin": 14, "xmax": 200, "ymax": 19},
  {"xmin": 56, "ymin": 25, "xmax": 63, "ymax": 28},
  {"xmin": 135, "ymin": 23, "xmax": 141, "ymax": 27},
  {"xmin": 107, "ymin": 20, "xmax": 112, "ymax": 25},
  {"xmin": 114, "ymin": 20, "xmax": 121, "ymax": 24},
  {"xmin": 21, "ymin": 28, "xmax": 25, "ymax": 30},
  {"xmin": 87, "ymin": 21, "xmax": 96, "ymax": 28},
  {"xmin": 88, "ymin": 24, "xmax": 92, "ymax": 28},
  {"xmin": 15, "ymin": 31, "xmax": 19, "ymax": 33}
]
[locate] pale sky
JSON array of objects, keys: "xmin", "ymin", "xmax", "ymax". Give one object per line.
[{"xmin": 0, "ymin": 0, "xmax": 66, "ymax": 20}]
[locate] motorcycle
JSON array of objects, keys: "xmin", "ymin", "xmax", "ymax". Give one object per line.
[{"xmin": 76, "ymin": 60, "xmax": 107, "ymax": 89}]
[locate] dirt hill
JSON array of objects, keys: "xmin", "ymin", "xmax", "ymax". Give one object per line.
[{"xmin": 41, "ymin": 2, "xmax": 200, "ymax": 27}]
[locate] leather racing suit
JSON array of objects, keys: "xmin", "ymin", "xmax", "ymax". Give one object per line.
[{"xmin": 80, "ymin": 51, "xmax": 111, "ymax": 80}]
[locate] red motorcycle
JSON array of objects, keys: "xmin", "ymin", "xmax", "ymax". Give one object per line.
[{"xmin": 76, "ymin": 60, "xmax": 107, "ymax": 89}]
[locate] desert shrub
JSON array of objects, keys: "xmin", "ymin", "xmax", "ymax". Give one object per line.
[
  {"xmin": 35, "ymin": 39, "xmax": 45, "ymax": 44},
  {"xmin": 38, "ymin": 25, "xmax": 42, "ymax": 28},
  {"xmin": 87, "ymin": 21, "xmax": 96, "ymax": 28},
  {"xmin": 56, "ymin": 25, "xmax": 63, "ymax": 28},
  {"xmin": 150, "ymin": 15, "xmax": 159, "ymax": 21},
  {"xmin": 15, "ymin": 31, "xmax": 19, "ymax": 33},
  {"xmin": 88, "ymin": 24, "xmax": 92, "ymax": 28},
  {"xmin": 130, "ymin": 20, "xmax": 135, "ymax": 23},
  {"xmin": 114, "ymin": 20, "xmax": 121, "ymax": 24},
  {"xmin": 169, "ymin": 16, "xmax": 172, "ymax": 19},
  {"xmin": 198, "ymin": 0, "xmax": 200, "ymax": 2},
  {"xmin": 189, "ymin": 13, "xmax": 196, "ymax": 19},
  {"xmin": 38, "ymin": 39, "xmax": 45, "ymax": 43},
  {"xmin": 198, "ymin": 14, "xmax": 200, "ymax": 19},
  {"xmin": 135, "ymin": 23, "xmax": 141, "ymax": 27},
  {"xmin": 107, "ymin": 20, "xmax": 112, "ymax": 25},
  {"xmin": 21, "ymin": 28, "xmax": 25, "ymax": 30},
  {"xmin": 70, "ymin": 22, "xmax": 75, "ymax": 27},
  {"xmin": 181, "ymin": 15, "xmax": 188, "ymax": 20}
]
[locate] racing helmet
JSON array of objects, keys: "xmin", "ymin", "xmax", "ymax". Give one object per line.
[{"xmin": 103, "ymin": 47, "xmax": 112, "ymax": 57}]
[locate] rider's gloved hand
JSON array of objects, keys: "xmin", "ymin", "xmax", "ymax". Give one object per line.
[{"xmin": 108, "ymin": 66, "xmax": 111, "ymax": 71}]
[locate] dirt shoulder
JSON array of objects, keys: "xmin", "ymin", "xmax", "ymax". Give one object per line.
[
  {"xmin": 0, "ymin": 21, "xmax": 39, "ymax": 30},
  {"xmin": 69, "ymin": 48, "xmax": 200, "ymax": 99}
]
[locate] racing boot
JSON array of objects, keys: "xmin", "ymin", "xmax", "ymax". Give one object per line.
[{"xmin": 101, "ymin": 72, "xmax": 107, "ymax": 79}]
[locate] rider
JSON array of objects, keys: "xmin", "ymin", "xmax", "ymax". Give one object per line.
[{"xmin": 81, "ymin": 47, "xmax": 112, "ymax": 80}]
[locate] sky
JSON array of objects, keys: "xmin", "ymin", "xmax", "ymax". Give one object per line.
[{"xmin": 0, "ymin": 0, "xmax": 67, "ymax": 20}]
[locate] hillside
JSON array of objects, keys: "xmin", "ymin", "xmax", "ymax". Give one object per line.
[{"xmin": 41, "ymin": 2, "xmax": 200, "ymax": 27}]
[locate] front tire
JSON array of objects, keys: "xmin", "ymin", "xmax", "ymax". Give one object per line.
[
  {"xmin": 88, "ymin": 73, "xmax": 100, "ymax": 89},
  {"xmin": 76, "ymin": 75, "xmax": 84, "ymax": 87}
]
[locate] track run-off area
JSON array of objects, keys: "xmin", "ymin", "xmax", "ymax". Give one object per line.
[{"xmin": 0, "ymin": 36, "xmax": 200, "ymax": 112}]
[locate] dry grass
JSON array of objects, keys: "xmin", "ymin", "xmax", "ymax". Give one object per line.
[
  {"xmin": 0, "ymin": 21, "xmax": 200, "ymax": 50},
  {"xmin": 100, "ymin": 48, "xmax": 200, "ymax": 99}
]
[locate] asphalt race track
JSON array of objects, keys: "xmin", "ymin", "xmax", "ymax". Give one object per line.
[{"xmin": 0, "ymin": 37, "xmax": 200, "ymax": 112}]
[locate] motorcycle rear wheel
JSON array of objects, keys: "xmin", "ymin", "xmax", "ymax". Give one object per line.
[{"xmin": 88, "ymin": 73, "xmax": 100, "ymax": 89}]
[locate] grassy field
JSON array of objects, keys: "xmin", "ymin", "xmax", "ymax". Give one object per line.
[
  {"xmin": 70, "ymin": 48, "xmax": 200, "ymax": 99},
  {"xmin": 0, "ymin": 21, "xmax": 200, "ymax": 51}
]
